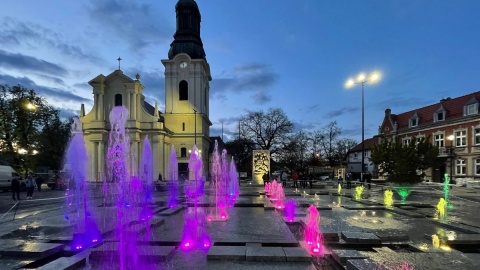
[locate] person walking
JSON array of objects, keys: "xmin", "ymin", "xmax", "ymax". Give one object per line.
[
  {"xmin": 281, "ymin": 171, "xmax": 288, "ymax": 187},
  {"xmin": 11, "ymin": 176, "xmax": 21, "ymax": 200},
  {"xmin": 346, "ymin": 172, "xmax": 352, "ymax": 189},
  {"xmin": 35, "ymin": 174, "xmax": 43, "ymax": 192},
  {"xmin": 365, "ymin": 171, "xmax": 372, "ymax": 190},
  {"xmin": 25, "ymin": 173, "xmax": 37, "ymax": 199},
  {"xmin": 292, "ymin": 172, "xmax": 299, "ymax": 188}
]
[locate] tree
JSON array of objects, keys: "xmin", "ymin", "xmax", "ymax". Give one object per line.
[
  {"xmin": 239, "ymin": 108, "xmax": 293, "ymax": 154},
  {"xmin": 224, "ymin": 137, "xmax": 256, "ymax": 173},
  {"xmin": 334, "ymin": 138, "xmax": 358, "ymax": 165},
  {"xmin": 276, "ymin": 131, "xmax": 310, "ymax": 173},
  {"xmin": 370, "ymin": 137, "xmax": 439, "ymax": 184},
  {"xmin": 0, "ymin": 84, "xmax": 70, "ymax": 174}
]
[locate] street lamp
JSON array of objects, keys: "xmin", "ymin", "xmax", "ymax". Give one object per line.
[
  {"xmin": 193, "ymin": 109, "xmax": 197, "ymax": 145},
  {"xmin": 447, "ymin": 134, "xmax": 455, "ymax": 180},
  {"xmin": 345, "ymin": 72, "xmax": 381, "ymax": 181}
]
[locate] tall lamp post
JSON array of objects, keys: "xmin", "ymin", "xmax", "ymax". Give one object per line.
[
  {"xmin": 447, "ymin": 134, "xmax": 455, "ymax": 181},
  {"xmin": 345, "ymin": 72, "xmax": 381, "ymax": 181},
  {"xmin": 193, "ymin": 109, "xmax": 197, "ymax": 145}
]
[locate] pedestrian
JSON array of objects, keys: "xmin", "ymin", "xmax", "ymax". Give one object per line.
[
  {"xmin": 11, "ymin": 176, "xmax": 21, "ymax": 200},
  {"xmin": 292, "ymin": 172, "xmax": 299, "ymax": 188},
  {"xmin": 35, "ymin": 174, "xmax": 43, "ymax": 192},
  {"xmin": 25, "ymin": 173, "xmax": 37, "ymax": 199},
  {"xmin": 262, "ymin": 172, "xmax": 269, "ymax": 186},
  {"xmin": 365, "ymin": 171, "xmax": 372, "ymax": 189},
  {"xmin": 346, "ymin": 172, "xmax": 352, "ymax": 189},
  {"xmin": 281, "ymin": 171, "xmax": 288, "ymax": 187},
  {"xmin": 308, "ymin": 173, "xmax": 314, "ymax": 188}
]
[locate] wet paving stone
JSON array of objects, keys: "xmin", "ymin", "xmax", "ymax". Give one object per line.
[
  {"xmin": 331, "ymin": 249, "xmax": 368, "ymax": 265},
  {"xmin": 246, "ymin": 246, "xmax": 286, "ymax": 262},
  {"xmin": 341, "ymin": 232, "xmax": 381, "ymax": 243},
  {"xmin": 207, "ymin": 246, "xmax": 246, "ymax": 261}
]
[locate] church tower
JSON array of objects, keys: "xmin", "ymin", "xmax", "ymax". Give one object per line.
[{"xmin": 162, "ymin": 0, "xmax": 212, "ymax": 175}]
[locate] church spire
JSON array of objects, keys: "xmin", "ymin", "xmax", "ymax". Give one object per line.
[{"xmin": 168, "ymin": 0, "xmax": 206, "ymax": 60}]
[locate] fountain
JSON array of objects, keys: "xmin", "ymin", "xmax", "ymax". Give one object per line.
[
  {"xmin": 167, "ymin": 145, "xmax": 179, "ymax": 208},
  {"xmin": 443, "ymin": 173, "xmax": 453, "ymax": 208},
  {"xmin": 105, "ymin": 106, "xmax": 147, "ymax": 269},
  {"xmin": 275, "ymin": 184, "xmax": 285, "ymax": 209},
  {"xmin": 337, "ymin": 183, "xmax": 342, "ymax": 194},
  {"xmin": 355, "ymin": 185, "xmax": 364, "ymax": 200},
  {"xmin": 284, "ymin": 199, "xmax": 297, "ymax": 222},
  {"xmin": 384, "ymin": 189, "xmax": 394, "ymax": 208},
  {"xmin": 180, "ymin": 145, "xmax": 210, "ymax": 251},
  {"xmin": 304, "ymin": 205, "xmax": 323, "ymax": 255},
  {"xmin": 396, "ymin": 185, "xmax": 412, "ymax": 203},
  {"xmin": 432, "ymin": 234, "xmax": 440, "ymax": 249},
  {"xmin": 436, "ymin": 198, "xmax": 447, "ymax": 220},
  {"xmin": 66, "ymin": 117, "xmax": 101, "ymax": 251},
  {"xmin": 208, "ymin": 141, "xmax": 228, "ymax": 221},
  {"xmin": 139, "ymin": 137, "xmax": 154, "ymax": 223},
  {"xmin": 228, "ymin": 157, "xmax": 240, "ymax": 203}
]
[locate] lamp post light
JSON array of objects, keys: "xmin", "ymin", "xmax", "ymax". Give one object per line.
[
  {"xmin": 345, "ymin": 72, "xmax": 381, "ymax": 182},
  {"xmin": 447, "ymin": 134, "xmax": 455, "ymax": 181}
]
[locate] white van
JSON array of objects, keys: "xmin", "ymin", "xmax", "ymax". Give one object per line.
[{"xmin": 0, "ymin": 165, "xmax": 21, "ymax": 191}]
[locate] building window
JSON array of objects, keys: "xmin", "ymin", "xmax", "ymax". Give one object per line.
[
  {"xmin": 456, "ymin": 159, "xmax": 466, "ymax": 175},
  {"xmin": 354, "ymin": 153, "xmax": 358, "ymax": 159},
  {"xmin": 435, "ymin": 111, "xmax": 445, "ymax": 122},
  {"xmin": 466, "ymin": 103, "xmax": 478, "ymax": 116},
  {"xmin": 182, "ymin": 122, "xmax": 185, "ymax": 131},
  {"xmin": 115, "ymin": 94, "xmax": 122, "ymax": 106},
  {"xmin": 475, "ymin": 127, "xmax": 480, "ymax": 145},
  {"xmin": 364, "ymin": 151, "xmax": 368, "ymax": 157},
  {"xmin": 434, "ymin": 133, "xmax": 444, "ymax": 148},
  {"xmin": 409, "ymin": 118, "xmax": 418, "ymax": 128},
  {"xmin": 475, "ymin": 158, "xmax": 480, "ymax": 175},
  {"xmin": 402, "ymin": 138, "xmax": 411, "ymax": 145},
  {"xmin": 180, "ymin": 147, "xmax": 187, "ymax": 157},
  {"xmin": 416, "ymin": 135, "xmax": 425, "ymax": 144},
  {"xmin": 455, "ymin": 130, "xmax": 467, "ymax": 147},
  {"xmin": 179, "ymin": 80, "xmax": 188, "ymax": 100}
]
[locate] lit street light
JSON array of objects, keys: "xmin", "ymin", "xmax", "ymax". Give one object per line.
[{"xmin": 345, "ymin": 72, "xmax": 381, "ymax": 182}]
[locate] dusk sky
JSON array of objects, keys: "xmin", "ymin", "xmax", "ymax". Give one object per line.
[{"xmin": 1, "ymin": 0, "xmax": 479, "ymax": 142}]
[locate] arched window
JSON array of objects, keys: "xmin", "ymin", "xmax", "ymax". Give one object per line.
[
  {"xmin": 115, "ymin": 94, "xmax": 122, "ymax": 106},
  {"xmin": 179, "ymin": 80, "xmax": 188, "ymax": 101}
]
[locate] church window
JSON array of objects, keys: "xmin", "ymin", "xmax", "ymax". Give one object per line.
[
  {"xmin": 179, "ymin": 80, "xmax": 188, "ymax": 100},
  {"xmin": 182, "ymin": 122, "xmax": 185, "ymax": 131},
  {"xmin": 181, "ymin": 147, "xmax": 187, "ymax": 158},
  {"xmin": 115, "ymin": 94, "xmax": 122, "ymax": 106}
]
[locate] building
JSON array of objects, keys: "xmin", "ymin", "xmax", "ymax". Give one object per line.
[
  {"xmin": 80, "ymin": 0, "xmax": 212, "ymax": 181},
  {"xmin": 346, "ymin": 137, "xmax": 378, "ymax": 180},
  {"xmin": 377, "ymin": 91, "xmax": 480, "ymax": 182}
]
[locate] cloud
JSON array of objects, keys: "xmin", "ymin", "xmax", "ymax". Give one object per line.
[
  {"xmin": 374, "ymin": 96, "xmax": 433, "ymax": 112},
  {"xmin": 323, "ymin": 106, "xmax": 360, "ymax": 118},
  {"xmin": 210, "ymin": 63, "xmax": 278, "ymax": 104},
  {"xmin": 0, "ymin": 18, "xmax": 102, "ymax": 64},
  {"xmin": 0, "ymin": 49, "xmax": 68, "ymax": 77},
  {"xmin": 292, "ymin": 121, "xmax": 317, "ymax": 132},
  {"xmin": 86, "ymin": 0, "xmax": 172, "ymax": 52},
  {"xmin": 0, "ymin": 73, "xmax": 91, "ymax": 104}
]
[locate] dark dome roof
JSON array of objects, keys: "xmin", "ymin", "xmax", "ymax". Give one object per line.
[{"xmin": 176, "ymin": 0, "xmax": 199, "ymax": 10}]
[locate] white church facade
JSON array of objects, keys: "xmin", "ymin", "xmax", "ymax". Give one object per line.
[{"xmin": 80, "ymin": 0, "xmax": 212, "ymax": 181}]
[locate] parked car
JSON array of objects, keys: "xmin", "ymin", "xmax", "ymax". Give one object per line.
[
  {"xmin": 0, "ymin": 165, "xmax": 21, "ymax": 191},
  {"xmin": 318, "ymin": 173, "xmax": 330, "ymax": 181}
]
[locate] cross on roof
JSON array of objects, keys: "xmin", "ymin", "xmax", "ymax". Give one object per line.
[{"xmin": 117, "ymin": 57, "xmax": 122, "ymax": 70}]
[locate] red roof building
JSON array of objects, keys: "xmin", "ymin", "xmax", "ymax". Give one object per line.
[{"xmin": 378, "ymin": 91, "xmax": 480, "ymax": 182}]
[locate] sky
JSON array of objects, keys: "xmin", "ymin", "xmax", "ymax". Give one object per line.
[{"xmin": 1, "ymin": 0, "xmax": 479, "ymax": 143}]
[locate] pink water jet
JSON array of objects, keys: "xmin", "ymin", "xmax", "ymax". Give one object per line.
[{"xmin": 304, "ymin": 205, "xmax": 324, "ymax": 255}]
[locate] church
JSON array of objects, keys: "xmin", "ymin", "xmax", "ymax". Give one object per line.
[{"xmin": 80, "ymin": 0, "xmax": 211, "ymax": 181}]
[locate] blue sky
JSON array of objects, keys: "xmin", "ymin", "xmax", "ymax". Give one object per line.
[{"xmin": 1, "ymin": 0, "xmax": 479, "ymax": 142}]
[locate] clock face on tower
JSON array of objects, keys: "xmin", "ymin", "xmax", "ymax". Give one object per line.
[{"xmin": 179, "ymin": 61, "xmax": 188, "ymax": 68}]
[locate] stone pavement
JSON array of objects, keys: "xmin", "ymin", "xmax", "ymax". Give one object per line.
[{"xmin": 0, "ymin": 180, "xmax": 479, "ymax": 269}]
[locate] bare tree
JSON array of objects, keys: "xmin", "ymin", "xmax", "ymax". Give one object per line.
[{"xmin": 239, "ymin": 108, "xmax": 293, "ymax": 154}]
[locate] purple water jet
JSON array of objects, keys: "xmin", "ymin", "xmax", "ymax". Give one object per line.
[
  {"xmin": 284, "ymin": 199, "xmax": 297, "ymax": 222},
  {"xmin": 208, "ymin": 140, "xmax": 228, "ymax": 221},
  {"xmin": 304, "ymin": 205, "xmax": 324, "ymax": 255},
  {"xmin": 167, "ymin": 145, "xmax": 179, "ymax": 208},
  {"xmin": 65, "ymin": 117, "xmax": 101, "ymax": 251},
  {"xmin": 180, "ymin": 145, "xmax": 210, "ymax": 251},
  {"xmin": 227, "ymin": 157, "xmax": 240, "ymax": 206}
]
